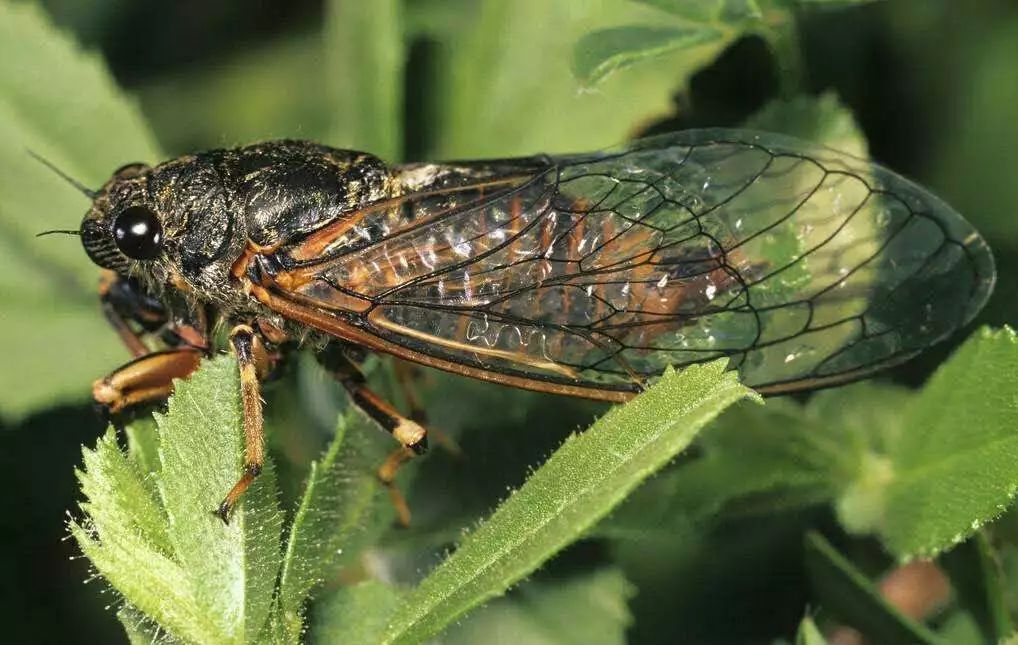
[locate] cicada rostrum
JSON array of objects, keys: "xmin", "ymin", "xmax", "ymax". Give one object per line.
[{"xmin": 50, "ymin": 130, "xmax": 995, "ymax": 522}]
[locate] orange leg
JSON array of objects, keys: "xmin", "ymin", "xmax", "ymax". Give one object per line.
[
  {"xmin": 322, "ymin": 352, "xmax": 427, "ymax": 526},
  {"xmin": 377, "ymin": 447, "xmax": 416, "ymax": 526},
  {"xmin": 93, "ymin": 349, "xmax": 203, "ymax": 415},
  {"xmin": 215, "ymin": 325, "xmax": 271, "ymax": 523},
  {"xmin": 392, "ymin": 360, "xmax": 462, "ymax": 458}
]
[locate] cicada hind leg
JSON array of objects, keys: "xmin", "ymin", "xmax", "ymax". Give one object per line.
[{"xmin": 317, "ymin": 346, "xmax": 433, "ymax": 527}]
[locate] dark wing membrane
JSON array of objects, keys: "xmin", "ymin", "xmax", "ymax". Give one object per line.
[{"xmin": 263, "ymin": 128, "xmax": 995, "ymax": 397}]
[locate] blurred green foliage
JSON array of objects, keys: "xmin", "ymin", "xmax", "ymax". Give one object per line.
[{"xmin": 3, "ymin": 0, "xmax": 1018, "ymax": 643}]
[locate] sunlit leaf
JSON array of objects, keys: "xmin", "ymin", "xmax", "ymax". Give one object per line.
[
  {"xmin": 430, "ymin": 0, "xmax": 765, "ymax": 158},
  {"xmin": 572, "ymin": 25, "xmax": 723, "ymax": 86},
  {"xmin": 883, "ymin": 327, "xmax": 1018, "ymax": 559},
  {"xmin": 73, "ymin": 357, "xmax": 286, "ymax": 643}
]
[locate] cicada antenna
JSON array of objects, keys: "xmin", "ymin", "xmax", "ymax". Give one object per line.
[
  {"xmin": 26, "ymin": 149, "xmax": 97, "ymax": 199},
  {"xmin": 36, "ymin": 229, "xmax": 82, "ymax": 238}
]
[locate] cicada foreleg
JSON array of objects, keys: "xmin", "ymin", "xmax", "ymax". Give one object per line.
[
  {"xmin": 92, "ymin": 349, "xmax": 204, "ymax": 422},
  {"xmin": 98, "ymin": 270, "xmax": 163, "ymax": 358},
  {"xmin": 93, "ymin": 271, "xmax": 211, "ymax": 427}
]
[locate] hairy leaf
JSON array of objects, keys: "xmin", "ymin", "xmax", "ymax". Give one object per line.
[
  {"xmin": 118, "ymin": 605, "xmax": 180, "ymax": 645},
  {"xmin": 156, "ymin": 355, "xmax": 284, "ymax": 643},
  {"xmin": 599, "ymin": 382, "xmax": 905, "ymax": 541},
  {"xmin": 883, "ymin": 327, "xmax": 1018, "ymax": 559},
  {"xmin": 275, "ymin": 410, "xmax": 385, "ymax": 640},
  {"xmin": 72, "ymin": 431, "xmax": 212, "ymax": 643},
  {"xmin": 382, "ymin": 360, "xmax": 757, "ymax": 643},
  {"xmin": 313, "ymin": 581, "xmax": 404, "ymax": 645},
  {"xmin": 75, "ymin": 357, "xmax": 287, "ymax": 643}
]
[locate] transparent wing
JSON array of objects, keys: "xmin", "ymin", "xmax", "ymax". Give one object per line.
[{"xmin": 262, "ymin": 129, "xmax": 995, "ymax": 397}]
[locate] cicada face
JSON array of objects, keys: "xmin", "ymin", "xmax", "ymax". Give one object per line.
[{"xmin": 79, "ymin": 151, "xmax": 250, "ymax": 307}]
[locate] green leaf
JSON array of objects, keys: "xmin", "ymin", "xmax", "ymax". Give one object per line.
[
  {"xmin": 0, "ymin": 1, "xmax": 163, "ymax": 418},
  {"xmin": 74, "ymin": 356, "xmax": 286, "ymax": 643},
  {"xmin": 636, "ymin": 0, "xmax": 769, "ymax": 23},
  {"xmin": 632, "ymin": 0, "xmax": 724, "ymax": 21},
  {"xmin": 940, "ymin": 532, "xmax": 1015, "ymax": 643},
  {"xmin": 721, "ymin": 0, "xmax": 764, "ymax": 22},
  {"xmin": 77, "ymin": 427, "xmax": 172, "ymax": 555},
  {"xmin": 156, "ymin": 355, "xmax": 284, "ymax": 643},
  {"xmin": 795, "ymin": 615, "xmax": 827, "ymax": 645},
  {"xmin": 72, "ymin": 431, "xmax": 211, "ymax": 643},
  {"xmin": 793, "ymin": 0, "xmax": 882, "ymax": 6},
  {"xmin": 125, "ymin": 417, "xmax": 161, "ymax": 489},
  {"xmin": 742, "ymin": 93, "xmax": 869, "ymax": 298},
  {"xmin": 118, "ymin": 605, "xmax": 180, "ymax": 645},
  {"xmin": 925, "ymin": 20, "xmax": 1018, "ymax": 244},
  {"xmin": 428, "ymin": 0, "xmax": 751, "ymax": 158},
  {"xmin": 572, "ymin": 25, "xmax": 724, "ymax": 86},
  {"xmin": 313, "ymin": 581, "xmax": 404, "ymax": 645},
  {"xmin": 606, "ymin": 327, "xmax": 1018, "ymax": 561},
  {"xmin": 275, "ymin": 410, "xmax": 385, "ymax": 640},
  {"xmin": 883, "ymin": 327, "xmax": 1018, "ymax": 559},
  {"xmin": 439, "ymin": 568, "xmax": 634, "ymax": 645},
  {"xmin": 570, "ymin": 0, "xmax": 796, "ymax": 89},
  {"xmin": 599, "ymin": 382, "xmax": 905, "ymax": 541},
  {"xmin": 382, "ymin": 360, "xmax": 757, "ymax": 643},
  {"xmin": 324, "ymin": 0, "xmax": 404, "ymax": 160},
  {"xmin": 804, "ymin": 532, "xmax": 940, "ymax": 644},
  {"xmin": 936, "ymin": 611, "xmax": 985, "ymax": 644}
]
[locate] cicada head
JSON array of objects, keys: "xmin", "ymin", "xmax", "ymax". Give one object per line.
[{"xmin": 80, "ymin": 153, "xmax": 243, "ymax": 304}]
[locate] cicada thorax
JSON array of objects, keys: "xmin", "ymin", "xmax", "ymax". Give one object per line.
[{"xmin": 228, "ymin": 142, "xmax": 394, "ymax": 250}]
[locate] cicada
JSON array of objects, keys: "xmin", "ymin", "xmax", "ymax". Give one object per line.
[{"xmin": 54, "ymin": 129, "xmax": 994, "ymax": 522}]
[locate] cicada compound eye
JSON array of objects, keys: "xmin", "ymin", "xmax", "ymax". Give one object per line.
[{"xmin": 113, "ymin": 205, "xmax": 163, "ymax": 260}]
